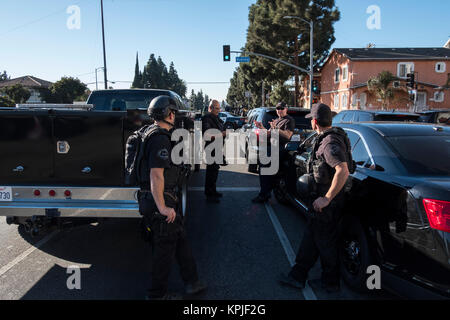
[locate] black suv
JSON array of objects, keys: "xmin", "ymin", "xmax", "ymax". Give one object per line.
[
  {"xmin": 280, "ymin": 122, "xmax": 450, "ymax": 298},
  {"xmin": 332, "ymin": 110, "xmax": 421, "ymax": 125}
]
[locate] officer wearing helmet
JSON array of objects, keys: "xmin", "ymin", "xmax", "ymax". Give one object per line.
[
  {"xmin": 139, "ymin": 95, "xmax": 206, "ymax": 299},
  {"xmin": 279, "ymin": 103, "xmax": 353, "ymax": 293}
]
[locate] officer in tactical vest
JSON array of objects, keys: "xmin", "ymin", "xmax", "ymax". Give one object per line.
[
  {"xmin": 139, "ymin": 96, "xmax": 206, "ymax": 299},
  {"xmin": 279, "ymin": 103, "xmax": 352, "ymax": 293}
]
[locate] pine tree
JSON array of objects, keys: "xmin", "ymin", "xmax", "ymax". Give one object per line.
[{"xmin": 132, "ymin": 52, "xmax": 143, "ymax": 88}]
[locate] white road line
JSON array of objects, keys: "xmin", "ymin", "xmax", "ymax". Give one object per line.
[
  {"xmin": 189, "ymin": 187, "xmax": 260, "ymax": 192},
  {"xmin": 0, "ymin": 231, "xmax": 58, "ymax": 277},
  {"xmin": 264, "ymin": 202, "xmax": 317, "ymax": 301}
]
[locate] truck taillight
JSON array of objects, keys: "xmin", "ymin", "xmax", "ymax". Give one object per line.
[
  {"xmin": 64, "ymin": 190, "xmax": 71, "ymax": 197},
  {"xmin": 49, "ymin": 190, "xmax": 56, "ymax": 197},
  {"xmin": 34, "ymin": 190, "xmax": 41, "ymax": 196},
  {"xmin": 423, "ymin": 198, "xmax": 450, "ymax": 233}
]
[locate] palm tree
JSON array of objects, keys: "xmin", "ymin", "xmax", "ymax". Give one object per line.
[{"xmin": 367, "ymin": 71, "xmax": 399, "ymax": 110}]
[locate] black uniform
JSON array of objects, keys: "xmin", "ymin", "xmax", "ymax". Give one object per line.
[
  {"xmin": 290, "ymin": 127, "xmax": 352, "ymax": 288},
  {"xmin": 137, "ymin": 124, "xmax": 199, "ymax": 298},
  {"xmin": 258, "ymin": 115, "xmax": 295, "ymax": 199},
  {"xmin": 202, "ymin": 113, "xmax": 225, "ymax": 197}
]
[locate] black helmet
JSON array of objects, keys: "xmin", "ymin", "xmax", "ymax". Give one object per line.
[
  {"xmin": 297, "ymin": 174, "xmax": 315, "ymax": 196},
  {"xmin": 147, "ymin": 95, "xmax": 179, "ymax": 121}
]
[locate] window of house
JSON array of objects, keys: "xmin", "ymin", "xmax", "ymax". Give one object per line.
[
  {"xmin": 342, "ymin": 66, "xmax": 349, "ymax": 81},
  {"xmin": 360, "ymin": 93, "xmax": 367, "ymax": 110},
  {"xmin": 435, "ymin": 62, "xmax": 446, "ymax": 73},
  {"xmin": 351, "ymin": 93, "xmax": 358, "ymax": 108},
  {"xmin": 341, "ymin": 93, "xmax": 348, "ymax": 109},
  {"xmin": 434, "ymin": 91, "xmax": 444, "ymax": 102},
  {"xmin": 334, "ymin": 68, "xmax": 340, "ymax": 83},
  {"xmin": 397, "ymin": 62, "xmax": 414, "ymax": 78},
  {"xmin": 334, "ymin": 94, "xmax": 340, "ymax": 109}
]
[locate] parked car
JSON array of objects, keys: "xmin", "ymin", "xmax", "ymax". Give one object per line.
[
  {"xmin": 219, "ymin": 111, "xmax": 246, "ymax": 129},
  {"xmin": 417, "ymin": 110, "xmax": 450, "ymax": 125},
  {"xmin": 276, "ymin": 122, "xmax": 450, "ymax": 299},
  {"xmin": 332, "ymin": 110, "xmax": 421, "ymax": 125}
]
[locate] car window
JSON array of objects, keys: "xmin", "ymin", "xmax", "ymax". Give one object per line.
[
  {"xmin": 345, "ymin": 130, "xmax": 361, "ymax": 149},
  {"xmin": 374, "ymin": 114, "xmax": 420, "ymax": 122},
  {"xmin": 352, "ymin": 139, "xmax": 371, "ymax": 166},
  {"xmin": 357, "ymin": 112, "xmax": 372, "ymax": 122},
  {"xmin": 436, "ymin": 112, "xmax": 450, "ymax": 124},
  {"xmin": 341, "ymin": 111, "xmax": 354, "ymax": 123},
  {"xmin": 387, "ymin": 135, "xmax": 450, "ymax": 175},
  {"xmin": 88, "ymin": 90, "xmax": 169, "ymax": 111}
]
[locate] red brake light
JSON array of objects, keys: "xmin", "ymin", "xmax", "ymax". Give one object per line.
[
  {"xmin": 34, "ymin": 190, "xmax": 41, "ymax": 196},
  {"xmin": 49, "ymin": 190, "xmax": 56, "ymax": 197},
  {"xmin": 64, "ymin": 190, "xmax": 71, "ymax": 197},
  {"xmin": 423, "ymin": 198, "xmax": 450, "ymax": 233}
]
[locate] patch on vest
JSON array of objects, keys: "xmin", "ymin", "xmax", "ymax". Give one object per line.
[{"xmin": 157, "ymin": 148, "xmax": 169, "ymax": 160}]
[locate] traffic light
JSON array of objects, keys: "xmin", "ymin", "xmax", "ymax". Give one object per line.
[
  {"xmin": 312, "ymin": 80, "xmax": 320, "ymax": 94},
  {"xmin": 223, "ymin": 45, "xmax": 231, "ymax": 62},
  {"xmin": 406, "ymin": 73, "xmax": 415, "ymax": 89},
  {"xmin": 312, "ymin": 97, "xmax": 319, "ymax": 104}
]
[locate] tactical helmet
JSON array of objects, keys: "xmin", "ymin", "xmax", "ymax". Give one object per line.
[
  {"xmin": 147, "ymin": 95, "xmax": 179, "ymax": 121},
  {"xmin": 297, "ymin": 173, "xmax": 315, "ymax": 196}
]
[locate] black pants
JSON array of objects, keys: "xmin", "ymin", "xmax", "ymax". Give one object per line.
[
  {"xmin": 290, "ymin": 195, "xmax": 344, "ymax": 286},
  {"xmin": 138, "ymin": 195, "xmax": 198, "ymax": 298},
  {"xmin": 205, "ymin": 164, "xmax": 220, "ymax": 196},
  {"xmin": 258, "ymin": 148, "xmax": 284, "ymax": 199}
]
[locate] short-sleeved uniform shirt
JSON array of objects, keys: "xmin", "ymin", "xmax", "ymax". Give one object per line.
[
  {"xmin": 316, "ymin": 129, "xmax": 347, "ymax": 169},
  {"xmin": 271, "ymin": 115, "xmax": 296, "ymax": 147},
  {"xmin": 147, "ymin": 133, "xmax": 172, "ymax": 170}
]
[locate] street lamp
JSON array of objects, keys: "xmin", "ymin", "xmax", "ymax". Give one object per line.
[{"xmin": 283, "ymin": 15, "xmax": 314, "ymax": 108}]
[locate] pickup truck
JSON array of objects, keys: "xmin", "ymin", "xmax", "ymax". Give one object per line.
[{"xmin": 0, "ymin": 89, "xmax": 194, "ymax": 237}]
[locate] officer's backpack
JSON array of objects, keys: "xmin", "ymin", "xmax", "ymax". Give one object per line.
[{"xmin": 124, "ymin": 124, "xmax": 171, "ymax": 186}]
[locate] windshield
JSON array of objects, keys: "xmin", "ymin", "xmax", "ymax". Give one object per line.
[
  {"xmin": 387, "ymin": 136, "xmax": 450, "ymax": 176},
  {"xmin": 88, "ymin": 90, "xmax": 170, "ymax": 111}
]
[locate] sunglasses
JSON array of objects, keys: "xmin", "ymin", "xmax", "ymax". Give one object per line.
[{"xmin": 276, "ymin": 107, "xmax": 286, "ymax": 110}]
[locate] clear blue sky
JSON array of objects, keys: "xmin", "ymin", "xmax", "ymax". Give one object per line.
[{"xmin": 1, "ymin": 0, "xmax": 449, "ymax": 101}]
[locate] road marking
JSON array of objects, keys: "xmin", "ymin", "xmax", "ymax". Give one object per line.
[
  {"xmin": 264, "ymin": 202, "xmax": 317, "ymax": 300},
  {"xmin": 189, "ymin": 187, "xmax": 259, "ymax": 192},
  {"xmin": 0, "ymin": 231, "xmax": 59, "ymax": 277}
]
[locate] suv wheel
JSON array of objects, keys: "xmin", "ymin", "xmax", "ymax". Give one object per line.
[{"xmin": 339, "ymin": 217, "xmax": 372, "ymax": 292}]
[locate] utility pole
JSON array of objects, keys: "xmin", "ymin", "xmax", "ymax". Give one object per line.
[
  {"xmin": 294, "ymin": 36, "xmax": 299, "ymax": 107},
  {"xmin": 100, "ymin": 0, "xmax": 108, "ymax": 90}
]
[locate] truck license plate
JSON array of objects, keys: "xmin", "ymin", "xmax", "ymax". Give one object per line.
[{"xmin": 0, "ymin": 187, "xmax": 13, "ymax": 202}]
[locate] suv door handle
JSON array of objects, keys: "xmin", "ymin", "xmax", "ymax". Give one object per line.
[
  {"xmin": 81, "ymin": 167, "xmax": 91, "ymax": 174},
  {"xmin": 13, "ymin": 166, "xmax": 24, "ymax": 172}
]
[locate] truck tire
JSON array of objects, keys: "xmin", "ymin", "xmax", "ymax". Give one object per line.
[{"xmin": 339, "ymin": 217, "xmax": 373, "ymax": 292}]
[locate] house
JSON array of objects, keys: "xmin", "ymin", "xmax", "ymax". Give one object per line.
[
  {"xmin": 0, "ymin": 75, "xmax": 53, "ymax": 103},
  {"xmin": 301, "ymin": 47, "xmax": 450, "ymax": 112}
]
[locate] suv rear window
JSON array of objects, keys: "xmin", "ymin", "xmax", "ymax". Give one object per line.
[{"xmin": 88, "ymin": 90, "xmax": 172, "ymax": 111}]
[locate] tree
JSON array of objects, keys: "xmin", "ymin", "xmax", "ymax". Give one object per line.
[
  {"xmin": 39, "ymin": 77, "xmax": 87, "ymax": 103},
  {"xmin": 367, "ymin": 71, "xmax": 399, "ymax": 110},
  {"xmin": 0, "ymin": 70, "xmax": 9, "ymax": 82},
  {"xmin": 0, "ymin": 84, "xmax": 31, "ymax": 104},
  {"xmin": 132, "ymin": 52, "xmax": 143, "ymax": 88},
  {"xmin": 233, "ymin": 0, "xmax": 340, "ymax": 108},
  {"xmin": 269, "ymin": 82, "xmax": 291, "ymax": 106},
  {"xmin": 0, "ymin": 96, "xmax": 15, "ymax": 107}
]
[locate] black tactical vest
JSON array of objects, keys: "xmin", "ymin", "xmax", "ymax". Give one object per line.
[{"xmin": 307, "ymin": 127, "xmax": 355, "ymax": 188}]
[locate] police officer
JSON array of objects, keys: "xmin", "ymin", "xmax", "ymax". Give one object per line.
[
  {"xmin": 252, "ymin": 102, "xmax": 296, "ymax": 203},
  {"xmin": 202, "ymin": 99, "xmax": 226, "ymax": 203},
  {"xmin": 279, "ymin": 103, "xmax": 352, "ymax": 293},
  {"xmin": 139, "ymin": 96, "xmax": 206, "ymax": 299}
]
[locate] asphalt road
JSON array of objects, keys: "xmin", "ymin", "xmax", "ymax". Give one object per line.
[{"xmin": 0, "ymin": 164, "xmax": 395, "ymax": 300}]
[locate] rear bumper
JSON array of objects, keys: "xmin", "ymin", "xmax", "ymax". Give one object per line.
[{"xmin": 0, "ymin": 186, "xmax": 140, "ymax": 218}]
